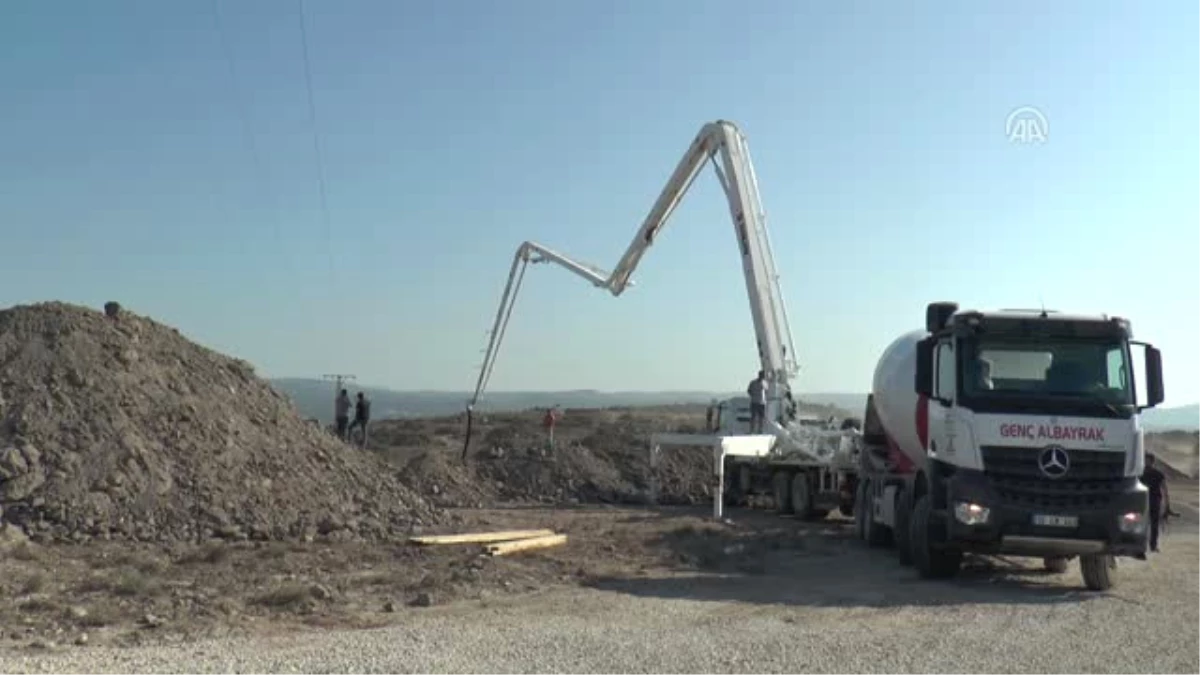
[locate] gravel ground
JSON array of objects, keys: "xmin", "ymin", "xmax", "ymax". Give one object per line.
[{"xmin": 2, "ymin": 527, "xmax": 1194, "ymax": 674}]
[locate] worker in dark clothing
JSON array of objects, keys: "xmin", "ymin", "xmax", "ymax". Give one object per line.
[
  {"xmin": 334, "ymin": 389, "xmax": 351, "ymax": 440},
  {"xmin": 747, "ymin": 370, "xmax": 767, "ymax": 434},
  {"xmin": 1141, "ymin": 453, "xmax": 1170, "ymax": 553},
  {"xmin": 348, "ymin": 392, "xmax": 371, "ymax": 449}
]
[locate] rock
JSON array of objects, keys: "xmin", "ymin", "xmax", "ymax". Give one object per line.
[
  {"xmin": 382, "ymin": 600, "xmax": 397, "ymax": 613},
  {"xmin": 74, "ymin": 633, "xmax": 89, "ymax": 646},
  {"xmin": 310, "ymin": 584, "xmax": 333, "ymax": 601},
  {"xmin": 67, "ymin": 606, "xmax": 88, "ymax": 621},
  {"xmin": 141, "ymin": 614, "xmax": 163, "ymax": 628},
  {"xmin": 410, "ymin": 592, "xmax": 434, "ymax": 608}
]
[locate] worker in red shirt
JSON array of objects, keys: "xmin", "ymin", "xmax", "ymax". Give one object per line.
[{"xmin": 543, "ymin": 406, "xmax": 562, "ymax": 453}]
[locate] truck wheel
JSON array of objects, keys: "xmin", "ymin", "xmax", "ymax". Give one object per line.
[
  {"xmin": 1080, "ymin": 554, "xmax": 1115, "ymax": 591},
  {"xmin": 722, "ymin": 461, "xmax": 741, "ymax": 507},
  {"xmin": 772, "ymin": 471, "xmax": 793, "ymax": 515},
  {"xmin": 1043, "ymin": 556, "xmax": 1069, "ymax": 574},
  {"xmin": 723, "ymin": 463, "xmax": 752, "ymax": 507},
  {"xmin": 790, "ymin": 472, "xmax": 814, "ymax": 520},
  {"xmin": 853, "ymin": 481, "xmax": 868, "ymax": 540},
  {"xmin": 863, "ymin": 482, "xmax": 891, "ymax": 548},
  {"xmin": 909, "ymin": 494, "xmax": 962, "ymax": 579},
  {"xmin": 893, "ymin": 487, "xmax": 912, "ymax": 566}
]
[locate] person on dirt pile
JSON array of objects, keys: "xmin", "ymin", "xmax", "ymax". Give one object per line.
[
  {"xmin": 334, "ymin": 389, "xmax": 351, "ymax": 439},
  {"xmin": 348, "ymin": 392, "xmax": 371, "ymax": 448},
  {"xmin": 747, "ymin": 370, "xmax": 767, "ymax": 434},
  {"xmin": 1141, "ymin": 453, "xmax": 1175, "ymax": 553}
]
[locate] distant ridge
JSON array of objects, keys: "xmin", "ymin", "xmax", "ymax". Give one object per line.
[{"xmin": 268, "ymin": 378, "xmax": 1199, "ymax": 432}]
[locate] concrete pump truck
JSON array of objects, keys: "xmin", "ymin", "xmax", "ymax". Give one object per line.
[{"xmin": 462, "ymin": 119, "xmax": 862, "ymax": 518}]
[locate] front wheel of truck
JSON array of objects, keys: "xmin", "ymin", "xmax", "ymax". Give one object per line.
[
  {"xmin": 910, "ymin": 494, "xmax": 962, "ymax": 580},
  {"xmin": 1080, "ymin": 553, "xmax": 1115, "ymax": 591}
]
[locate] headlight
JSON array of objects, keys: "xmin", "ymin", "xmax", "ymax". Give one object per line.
[
  {"xmin": 954, "ymin": 501, "xmax": 991, "ymax": 526},
  {"xmin": 1118, "ymin": 511, "xmax": 1147, "ymax": 534}
]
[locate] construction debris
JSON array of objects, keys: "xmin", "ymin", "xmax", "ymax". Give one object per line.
[
  {"xmin": 486, "ymin": 533, "xmax": 568, "ymax": 557},
  {"xmin": 409, "ymin": 529, "xmax": 556, "ymax": 546}
]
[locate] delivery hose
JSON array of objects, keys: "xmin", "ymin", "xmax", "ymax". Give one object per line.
[{"xmin": 461, "ymin": 406, "xmax": 475, "ymax": 462}]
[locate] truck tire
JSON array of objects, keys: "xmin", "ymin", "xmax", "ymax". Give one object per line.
[
  {"xmin": 1043, "ymin": 556, "xmax": 1069, "ymax": 574},
  {"xmin": 909, "ymin": 494, "xmax": 962, "ymax": 579},
  {"xmin": 862, "ymin": 480, "xmax": 891, "ymax": 548},
  {"xmin": 1080, "ymin": 554, "xmax": 1115, "ymax": 591},
  {"xmin": 790, "ymin": 472, "xmax": 814, "ymax": 520},
  {"xmin": 722, "ymin": 461, "xmax": 741, "ymax": 507},
  {"xmin": 723, "ymin": 463, "xmax": 751, "ymax": 507},
  {"xmin": 854, "ymin": 482, "xmax": 868, "ymax": 540},
  {"xmin": 772, "ymin": 471, "xmax": 793, "ymax": 515},
  {"xmin": 893, "ymin": 486, "xmax": 912, "ymax": 566}
]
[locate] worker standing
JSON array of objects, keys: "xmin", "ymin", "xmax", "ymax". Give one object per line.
[
  {"xmin": 334, "ymin": 389, "xmax": 351, "ymax": 440},
  {"xmin": 747, "ymin": 370, "xmax": 767, "ymax": 434},
  {"xmin": 542, "ymin": 406, "xmax": 562, "ymax": 454},
  {"xmin": 348, "ymin": 392, "xmax": 372, "ymax": 449},
  {"xmin": 1141, "ymin": 453, "xmax": 1170, "ymax": 553}
]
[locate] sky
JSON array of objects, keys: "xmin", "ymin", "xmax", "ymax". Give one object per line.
[{"xmin": 1, "ymin": 0, "xmax": 1197, "ymax": 406}]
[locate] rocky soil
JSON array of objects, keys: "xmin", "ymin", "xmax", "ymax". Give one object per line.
[
  {"xmin": 0, "ymin": 302, "xmax": 438, "ymax": 544},
  {"xmin": 372, "ymin": 407, "xmax": 723, "ymax": 509}
]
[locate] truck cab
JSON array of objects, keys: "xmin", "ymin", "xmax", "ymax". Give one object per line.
[{"xmin": 910, "ymin": 302, "xmax": 1165, "ymax": 589}]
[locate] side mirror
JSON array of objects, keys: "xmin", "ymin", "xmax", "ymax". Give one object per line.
[
  {"xmin": 1144, "ymin": 345, "xmax": 1164, "ymax": 408},
  {"xmin": 926, "ymin": 302, "xmax": 959, "ymax": 333},
  {"xmin": 915, "ymin": 338, "xmax": 935, "ymax": 398}
]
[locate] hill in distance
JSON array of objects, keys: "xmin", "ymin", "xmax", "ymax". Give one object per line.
[{"xmin": 270, "ymin": 378, "xmax": 1198, "ymax": 432}]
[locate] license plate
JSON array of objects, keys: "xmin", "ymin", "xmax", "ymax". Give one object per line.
[{"xmin": 1033, "ymin": 514, "xmax": 1079, "ymax": 528}]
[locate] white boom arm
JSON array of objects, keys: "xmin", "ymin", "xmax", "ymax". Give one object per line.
[{"xmin": 464, "ymin": 120, "xmax": 800, "ymax": 448}]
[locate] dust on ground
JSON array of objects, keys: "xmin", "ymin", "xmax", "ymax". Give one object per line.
[{"xmin": 0, "ymin": 503, "xmax": 852, "ymax": 651}]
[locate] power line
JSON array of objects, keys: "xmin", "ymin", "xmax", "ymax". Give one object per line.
[
  {"xmin": 209, "ymin": 0, "xmax": 288, "ymax": 276},
  {"xmin": 296, "ymin": 0, "xmax": 337, "ymax": 285}
]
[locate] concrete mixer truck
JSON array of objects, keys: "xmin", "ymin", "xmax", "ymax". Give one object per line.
[{"xmin": 855, "ymin": 301, "xmax": 1165, "ymax": 591}]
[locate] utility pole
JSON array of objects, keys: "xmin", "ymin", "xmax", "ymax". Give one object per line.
[
  {"xmin": 321, "ymin": 373, "xmax": 356, "ymax": 440},
  {"xmin": 321, "ymin": 373, "xmax": 356, "ymax": 412},
  {"xmin": 321, "ymin": 372, "xmax": 352, "ymax": 393}
]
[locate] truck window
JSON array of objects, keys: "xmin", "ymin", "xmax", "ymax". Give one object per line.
[
  {"xmin": 1106, "ymin": 347, "xmax": 1126, "ymax": 389},
  {"xmin": 935, "ymin": 341, "xmax": 955, "ymax": 400},
  {"xmin": 964, "ymin": 339, "xmax": 1133, "ymax": 403}
]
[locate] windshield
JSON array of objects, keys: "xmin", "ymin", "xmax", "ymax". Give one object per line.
[{"xmin": 961, "ymin": 337, "xmax": 1134, "ymax": 404}]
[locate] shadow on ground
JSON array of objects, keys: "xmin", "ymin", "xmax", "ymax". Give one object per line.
[{"xmin": 585, "ymin": 513, "xmax": 1112, "ymax": 609}]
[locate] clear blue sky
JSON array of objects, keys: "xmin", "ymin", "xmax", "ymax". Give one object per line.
[{"xmin": 2, "ymin": 1, "xmax": 1197, "ymax": 405}]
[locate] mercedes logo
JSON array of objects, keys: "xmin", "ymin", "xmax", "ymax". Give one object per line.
[{"xmin": 1038, "ymin": 445, "xmax": 1070, "ymax": 479}]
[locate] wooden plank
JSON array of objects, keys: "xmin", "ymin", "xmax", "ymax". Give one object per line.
[
  {"xmin": 485, "ymin": 534, "xmax": 568, "ymax": 557},
  {"xmin": 408, "ymin": 529, "xmax": 556, "ymax": 546}
]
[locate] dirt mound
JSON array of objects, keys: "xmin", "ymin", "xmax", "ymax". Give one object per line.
[
  {"xmin": 401, "ymin": 449, "xmax": 499, "ymax": 509},
  {"xmin": 0, "ymin": 302, "xmax": 438, "ymax": 543},
  {"xmin": 1148, "ymin": 431, "xmax": 1199, "ymax": 480},
  {"xmin": 373, "ymin": 409, "xmax": 714, "ymax": 507}
]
